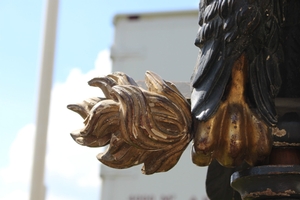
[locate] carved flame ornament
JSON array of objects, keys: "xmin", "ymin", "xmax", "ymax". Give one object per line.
[{"xmin": 68, "ymin": 71, "xmax": 192, "ymax": 174}]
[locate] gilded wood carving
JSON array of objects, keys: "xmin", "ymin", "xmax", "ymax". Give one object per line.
[
  {"xmin": 68, "ymin": 72, "xmax": 192, "ymax": 174},
  {"xmin": 191, "ymin": 0, "xmax": 285, "ymax": 167},
  {"xmin": 68, "ymin": 0, "xmax": 300, "ymax": 187},
  {"xmin": 193, "ymin": 0, "xmax": 300, "ymax": 199},
  {"xmin": 192, "ymin": 54, "xmax": 272, "ymax": 167}
]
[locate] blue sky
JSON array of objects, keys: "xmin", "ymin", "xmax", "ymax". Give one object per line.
[{"xmin": 0, "ymin": 0, "xmax": 198, "ymax": 199}]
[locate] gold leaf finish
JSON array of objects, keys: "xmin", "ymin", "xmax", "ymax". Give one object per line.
[
  {"xmin": 192, "ymin": 54, "xmax": 273, "ymax": 167},
  {"xmin": 68, "ymin": 57, "xmax": 274, "ymax": 172},
  {"xmin": 68, "ymin": 71, "xmax": 192, "ymax": 174}
]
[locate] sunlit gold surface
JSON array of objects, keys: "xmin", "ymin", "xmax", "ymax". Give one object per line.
[
  {"xmin": 192, "ymin": 54, "xmax": 273, "ymax": 167},
  {"xmin": 68, "ymin": 71, "xmax": 192, "ymax": 174}
]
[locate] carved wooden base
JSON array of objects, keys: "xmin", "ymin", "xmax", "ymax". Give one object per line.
[
  {"xmin": 231, "ymin": 112, "xmax": 300, "ymax": 199},
  {"xmin": 231, "ymin": 165, "xmax": 300, "ymax": 200}
]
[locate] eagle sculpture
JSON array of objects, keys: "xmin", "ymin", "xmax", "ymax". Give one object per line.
[
  {"xmin": 190, "ymin": 0, "xmax": 300, "ymax": 199},
  {"xmin": 191, "ymin": 0, "xmax": 282, "ymax": 167}
]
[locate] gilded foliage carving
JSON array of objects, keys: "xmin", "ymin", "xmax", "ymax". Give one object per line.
[{"xmin": 68, "ymin": 71, "xmax": 192, "ymax": 174}]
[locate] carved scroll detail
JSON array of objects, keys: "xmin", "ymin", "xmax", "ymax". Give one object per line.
[{"xmin": 67, "ymin": 71, "xmax": 192, "ymax": 174}]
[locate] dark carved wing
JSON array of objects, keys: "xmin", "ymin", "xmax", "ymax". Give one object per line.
[
  {"xmin": 191, "ymin": 0, "xmax": 282, "ymax": 125},
  {"xmin": 277, "ymin": 0, "xmax": 300, "ymax": 98}
]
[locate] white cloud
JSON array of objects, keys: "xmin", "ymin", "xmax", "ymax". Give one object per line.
[
  {"xmin": 0, "ymin": 50, "xmax": 111, "ymax": 200},
  {"xmin": 0, "ymin": 189, "xmax": 29, "ymax": 200},
  {"xmin": 95, "ymin": 50, "xmax": 112, "ymax": 74},
  {"xmin": 0, "ymin": 124, "xmax": 35, "ymax": 184},
  {"xmin": 76, "ymin": 162, "xmax": 101, "ymax": 188},
  {"xmin": 0, "ymin": 125, "xmax": 34, "ymax": 200},
  {"xmin": 45, "ymin": 50, "xmax": 111, "ymax": 182},
  {"xmin": 46, "ymin": 193, "xmax": 80, "ymax": 200}
]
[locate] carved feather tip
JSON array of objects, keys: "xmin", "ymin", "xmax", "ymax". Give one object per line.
[
  {"xmin": 67, "ymin": 104, "xmax": 88, "ymax": 119},
  {"xmin": 70, "ymin": 130, "xmax": 84, "ymax": 145}
]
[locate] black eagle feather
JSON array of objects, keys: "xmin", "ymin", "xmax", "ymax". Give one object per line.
[
  {"xmin": 191, "ymin": 0, "xmax": 283, "ymax": 126},
  {"xmin": 192, "ymin": 0, "xmax": 300, "ymax": 199}
]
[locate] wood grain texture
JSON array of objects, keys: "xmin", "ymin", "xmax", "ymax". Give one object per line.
[{"xmin": 67, "ymin": 71, "xmax": 192, "ymax": 174}]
